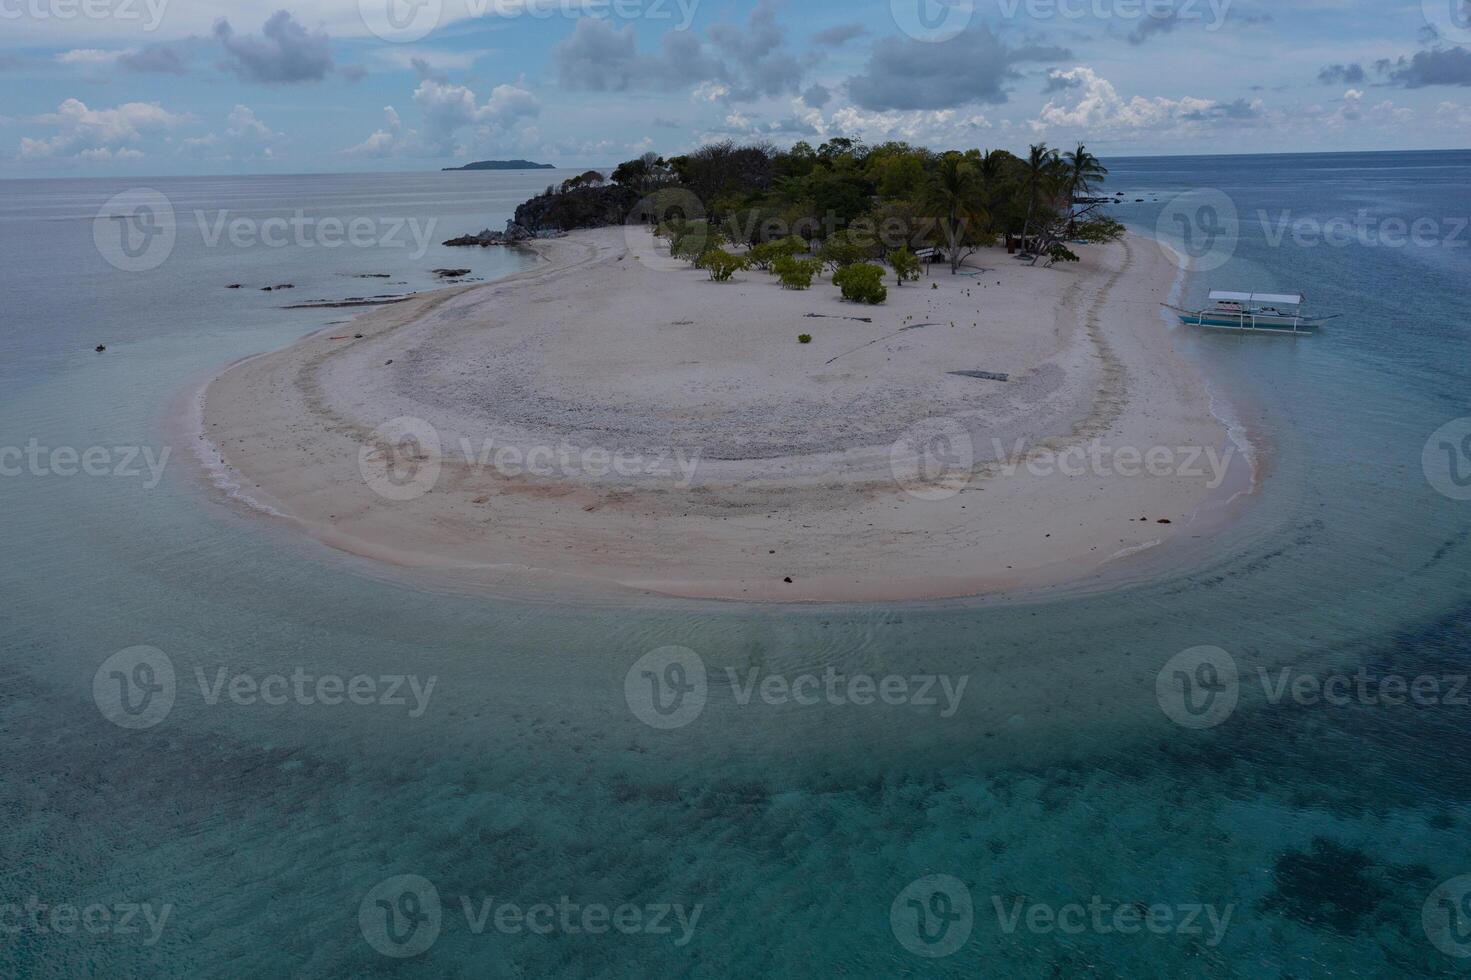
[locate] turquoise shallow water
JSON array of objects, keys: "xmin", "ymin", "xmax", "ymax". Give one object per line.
[{"xmin": 2, "ymin": 153, "xmax": 1470, "ymax": 977}]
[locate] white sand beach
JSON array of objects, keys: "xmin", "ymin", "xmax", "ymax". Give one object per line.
[{"xmin": 197, "ymin": 226, "xmax": 1250, "ymax": 601}]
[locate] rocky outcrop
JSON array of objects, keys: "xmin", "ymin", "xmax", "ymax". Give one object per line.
[
  {"xmin": 512, "ymin": 183, "xmax": 640, "ymax": 233},
  {"xmin": 444, "ymin": 183, "xmax": 641, "ymax": 247},
  {"xmin": 443, "ymin": 221, "xmax": 537, "ymax": 247}
]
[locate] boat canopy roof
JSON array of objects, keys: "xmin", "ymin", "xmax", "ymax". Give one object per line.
[{"xmin": 1209, "ymin": 290, "xmax": 1304, "ymax": 306}]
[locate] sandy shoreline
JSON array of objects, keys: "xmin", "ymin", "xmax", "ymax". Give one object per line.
[{"xmin": 195, "ymin": 226, "xmax": 1253, "ymax": 602}]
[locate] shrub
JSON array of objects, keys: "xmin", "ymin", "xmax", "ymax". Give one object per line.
[
  {"xmin": 889, "ymin": 247, "xmax": 921, "ymax": 285},
  {"xmin": 818, "ymin": 230, "xmax": 877, "ymax": 270},
  {"xmin": 748, "ymin": 236, "xmax": 806, "ymax": 271},
  {"xmin": 664, "ymin": 220, "xmax": 723, "ymax": 264},
  {"xmin": 798, "ymin": 333, "xmax": 812, "ymax": 344},
  {"xmin": 1076, "ymin": 216, "xmax": 1126, "ymax": 243},
  {"xmin": 774, "ymin": 255, "xmax": 821, "ymax": 289},
  {"xmin": 697, "ymin": 248, "xmax": 751, "ymax": 282},
  {"xmin": 833, "ymin": 263, "xmax": 888, "ymax": 304},
  {"xmin": 1044, "ymin": 242, "xmax": 1080, "ymax": 263}
]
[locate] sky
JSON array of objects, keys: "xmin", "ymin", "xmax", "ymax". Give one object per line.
[{"xmin": 1, "ymin": 0, "xmax": 1469, "ymax": 176}]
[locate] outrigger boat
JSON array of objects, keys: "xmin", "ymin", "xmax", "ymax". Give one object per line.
[{"xmin": 1168, "ymin": 291, "xmax": 1336, "ymax": 334}]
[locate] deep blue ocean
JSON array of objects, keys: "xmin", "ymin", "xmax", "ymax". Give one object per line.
[{"xmin": 2, "ymin": 151, "xmax": 1469, "ymax": 977}]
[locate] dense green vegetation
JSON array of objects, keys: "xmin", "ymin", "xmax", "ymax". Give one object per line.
[
  {"xmin": 609, "ymin": 139, "xmax": 1124, "ymax": 277},
  {"xmin": 516, "ymin": 139, "xmax": 1126, "ymax": 306}
]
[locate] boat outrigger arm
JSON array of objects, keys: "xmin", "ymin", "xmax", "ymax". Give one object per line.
[{"xmin": 1165, "ymin": 291, "xmax": 1340, "ymax": 334}]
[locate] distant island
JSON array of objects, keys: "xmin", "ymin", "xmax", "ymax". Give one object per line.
[{"xmin": 443, "ymin": 160, "xmax": 555, "ymax": 171}]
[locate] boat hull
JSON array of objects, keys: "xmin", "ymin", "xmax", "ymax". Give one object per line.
[{"xmin": 1177, "ymin": 313, "xmax": 1321, "ymax": 334}]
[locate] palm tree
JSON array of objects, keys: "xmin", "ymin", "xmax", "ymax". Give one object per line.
[
  {"xmin": 978, "ymin": 148, "xmax": 1007, "ymax": 188},
  {"xmin": 921, "ymin": 152, "xmax": 987, "ymax": 274},
  {"xmin": 1062, "ymin": 143, "xmax": 1108, "ymax": 235},
  {"xmin": 1063, "ymin": 143, "xmax": 1107, "ymax": 199},
  {"xmin": 1020, "ymin": 143, "xmax": 1061, "ymax": 256}
]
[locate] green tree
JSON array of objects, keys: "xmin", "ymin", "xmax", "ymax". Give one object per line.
[
  {"xmin": 1021, "ymin": 143, "xmax": 1063, "ymax": 255},
  {"xmin": 1062, "ymin": 143, "xmax": 1108, "ymax": 235},
  {"xmin": 920, "ymin": 151, "xmax": 988, "ymax": 274}
]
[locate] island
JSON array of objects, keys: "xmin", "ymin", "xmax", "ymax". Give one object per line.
[
  {"xmin": 442, "ymin": 159, "xmax": 555, "ymax": 171},
  {"xmin": 200, "ymin": 140, "xmax": 1252, "ymax": 602}
]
